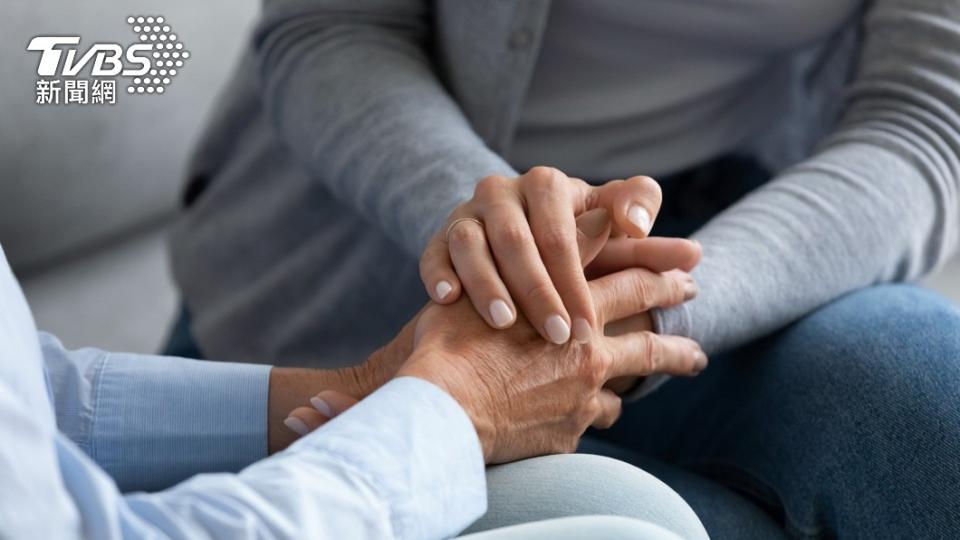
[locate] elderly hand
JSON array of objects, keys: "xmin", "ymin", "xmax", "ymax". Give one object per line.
[{"xmin": 286, "ymin": 264, "xmax": 706, "ymax": 464}]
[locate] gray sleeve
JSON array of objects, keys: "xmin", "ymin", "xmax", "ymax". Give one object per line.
[
  {"xmin": 656, "ymin": 0, "xmax": 960, "ymax": 355},
  {"xmin": 253, "ymin": 0, "xmax": 516, "ymax": 257}
]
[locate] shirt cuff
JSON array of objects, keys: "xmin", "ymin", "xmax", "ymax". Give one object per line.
[
  {"xmin": 293, "ymin": 376, "xmax": 487, "ymax": 539},
  {"xmin": 92, "ymin": 351, "xmax": 270, "ymax": 491}
]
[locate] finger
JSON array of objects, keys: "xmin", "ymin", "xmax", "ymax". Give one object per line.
[
  {"xmin": 589, "ymin": 176, "xmax": 663, "ymax": 238},
  {"xmin": 586, "ymin": 237, "xmax": 702, "ymax": 279},
  {"xmin": 518, "ymin": 167, "xmax": 595, "ymax": 344},
  {"xmin": 480, "ymin": 197, "xmax": 569, "ymax": 343},
  {"xmin": 420, "ymin": 230, "xmax": 461, "ymax": 304},
  {"xmin": 310, "ymin": 390, "xmax": 359, "ymax": 417},
  {"xmin": 447, "ymin": 216, "xmax": 517, "ymax": 329},
  {"xmin": 590, "ymin": 268, "xmax": 697, "ymax": 325},
  {"xmin": 575, "ymin": 208, "xmax": 612, "ymax": 267},
  {"xmin": 284, "ymin": 406, "xmax": 332, "ymax": 436},
  {"xmin": 605, "ymin": 332, "xmax": 708, "ymax": 378},
  {"xmin": 591, "ymin": 389, "xmax": 623, "ymax": 429}
]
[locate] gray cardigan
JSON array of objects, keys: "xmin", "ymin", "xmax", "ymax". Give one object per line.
[{"xmin": 170, "ymin": 0, "xmax": 960, "ymax": 368}]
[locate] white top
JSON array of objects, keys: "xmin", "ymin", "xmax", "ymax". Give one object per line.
[{"xmin": 511, "ymin": 0, "xmax": 862, "ymax": 178}]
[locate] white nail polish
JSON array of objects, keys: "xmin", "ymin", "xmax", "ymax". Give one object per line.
[
  {"xmin": 435, "ymin": 280, "xmax": 453, "ymax": 300},
  {"xmin": 628, "ymin": 206, "xmax": 651, "ymax": 235},
  {"xmin": 489, "ymin": 299, "xmax": 514, "ymax": 328},
  {"xmin": 683, "ymin": 281, "xmax": 698, "ymax": 300},
  {"xmin": 691, "ymin": 349, "xmax": 708, "ymax": 371},
  {"xmin": 545, "ymin": 315, "xmax": 571, "ymax": 344},
  {"xmin": 311, "ymin": 396, "xmax": 334, "ymax": 417},
  {"xmin": 572, "ymin": 318, "xmax": 592, "ymax": 343},
  {"xmin": 284, "ymin": 416, "xmax": 310, "ymax": 436}
]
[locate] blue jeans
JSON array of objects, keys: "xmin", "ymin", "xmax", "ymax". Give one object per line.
[
  {"xmin": 167, "ymin": 285, "xmax": 960, "ymax": 538},
  {"xmin": 166, "ymin": 154, "xmax": 960, "ymax": 537},
  {"xmin": 585, "ymin": 284, "xmax": 960, "ymax": 538}
]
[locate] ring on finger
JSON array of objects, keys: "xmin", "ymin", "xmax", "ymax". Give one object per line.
[{"xmin": 445, "ymin": 217, "xmax": 484, "ymax": 243}]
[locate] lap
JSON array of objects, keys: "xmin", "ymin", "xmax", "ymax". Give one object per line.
[
  {"xmin": 460, "ymin": 515, "xmax": 682, "ymax": 540},
  {"xmin": 464, "ymin": 453, "xmax": 708, "ymax": 540},
  {"xmin": 595, "ymin": 284, "xmax": 960, "ymax": 537}
]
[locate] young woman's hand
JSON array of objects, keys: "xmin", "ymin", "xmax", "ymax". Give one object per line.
[{"xmin": 419, "ymin": 166, "xmax": 695, "ymax": 345}]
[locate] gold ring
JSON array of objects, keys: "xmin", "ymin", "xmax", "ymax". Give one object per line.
[{"xmin": 445, "ymin": 217, "xmax": 484, "ymax": 242}]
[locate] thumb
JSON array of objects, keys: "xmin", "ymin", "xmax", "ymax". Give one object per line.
[{"xmin": 576, "ymin": 208, "xmax": 612, "ymax": 267}]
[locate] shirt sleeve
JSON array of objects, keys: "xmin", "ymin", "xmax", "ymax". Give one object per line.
[
  {"xmin": 40, "ymin": 332, "xmax": 272, "ymax": 492},
  {"xmin": 120, "ymin": 377, "xmax": 487, "ymax": 539},
  {"xmin": 253, "ymin": 0, "xmax": 517, "ymax": 256},
  {"xmin": 655, "ymin": 0, "xmax": 960, "ymax": 355}
]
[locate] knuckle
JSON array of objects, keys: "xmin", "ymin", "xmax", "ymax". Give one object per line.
[
  {"xmin": 448, "ymin": 220, "xmax": 484, "ymax": 247},
  {"xmin": 537, "ymin": 226, "xmax": 575, "ymax": 256},
  {"xmin": 629, "ymin": 271, "xmax": 655, "ymax": 309},
  {"xmin": 639, "ymin": 332, "xmax": 660, "ymax": 372},
  {"xmin": 490, "ymin": 221, "xmax": 531, "ymax": 250},
  {"xmin": 475, "ymin": 174, "xmax": 509, "ymax": 196},
  {"xmin": 578, "ymin": 351, "xmax": 609, "ymax": 387},
  {"xmin": 525, "ymin": 166, "xmax": 561, "ymax": 191}
]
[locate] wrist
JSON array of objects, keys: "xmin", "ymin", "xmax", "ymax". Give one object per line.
[{"xmin": 397, "ymin": 350, "xmax": 498, "ymax": 462}]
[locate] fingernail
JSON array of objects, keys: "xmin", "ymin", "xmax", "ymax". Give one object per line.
[
  {"xmin": 684, "ymin": 280, "xmax": 698, "ymax": 300},
  {"xmin": 576, "ymin": 208, "xmax": 611, "ymax": 238},
  {"xmin": 310, "ymin": 396, "xmax": 334, "ymax": 417},
  {"xmin": 435, "ymin": 280, "xmax": 453, "ymax": 300},
  {"xmin": 692, "ymin": 350, "xmax": 708, "ymax": 372},
  {"xmin": 489, "ymin": 299, "xmax": 514, "ymax": 328},
  {"xmin": 572, "ymin": 317, "xmax": 592, "ymax": 343},
  {"xmin": 283, "ymin": 416, "xmax": 310, "ymax": 436},
  {"xmin": 627, "ymin": 206, "xmax": 651, "ymax": 235},
  {"xmin": 545, "ymin": 314, "xmax": 571, "ymax": 344}
]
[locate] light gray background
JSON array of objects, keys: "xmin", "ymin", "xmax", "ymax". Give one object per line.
[{"xmin": 1, "ymin": 1, "xmax": 957, "ymax": 354}]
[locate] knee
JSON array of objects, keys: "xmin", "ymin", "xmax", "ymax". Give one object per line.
[
  {"xmin": 470, "ymin": 454, "xmax": 707, "ymax": 540},
  {"xmin": 780, "ymin": 285, "xmax": 960, "ymax": 396},
  {"xmin": 463, "ymin": 515, "xmax": 684, "ymax": 540},
  {"xmin": 768, "ymin": 285, "xmax": 960, "ymax": 488}
]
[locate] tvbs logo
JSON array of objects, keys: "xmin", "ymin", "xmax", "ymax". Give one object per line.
[
  {"xmin": 28, "ymin": 16, "xmax": 189, "ymax": 104},
  {"xmin": 28, "ymin": 36, "xmax": 152, "ymax": 77}
]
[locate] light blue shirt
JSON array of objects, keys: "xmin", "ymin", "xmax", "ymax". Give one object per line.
[{"xmin": 0, "ymin": 245, "xmax": 486, "ymax": 539}]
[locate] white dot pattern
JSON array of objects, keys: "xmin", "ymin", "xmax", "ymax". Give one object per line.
[{"xmin": 126, "ymin": 15, "xmax": 190, "ymax": 95}]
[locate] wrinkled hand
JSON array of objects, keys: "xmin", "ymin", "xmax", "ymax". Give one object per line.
[{"xmin": 398, "ymin": 267, "xmax": 707, "ymax": 464}]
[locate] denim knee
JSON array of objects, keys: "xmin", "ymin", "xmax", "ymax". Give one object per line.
[
  {"xmin": 757, "ymin": 284, "xmax": 960, "ymax": 534},
  {"xmin": 466, "ymin": 454, "xmax": 708, "ymax": 539}
]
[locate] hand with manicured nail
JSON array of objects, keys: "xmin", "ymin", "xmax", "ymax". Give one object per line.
[
  {"xmin": 419, "ymin": 166, "xmax": 672, "ymax": 346},
  {"xmin": 398, "ymin": 267, "xmax": 708, "ymax": 464}
]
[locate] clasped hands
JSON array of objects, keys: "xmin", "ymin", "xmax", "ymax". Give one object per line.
[{"xmin": 275, "ymin": 167, "xmax": 705, "ymax": 464}]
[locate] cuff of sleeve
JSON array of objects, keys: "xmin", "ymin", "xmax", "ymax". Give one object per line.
[
  {"xmin": 652, "ymin": 303, "xmax": 693, "ymax": 339},
  {"xmin": 93, "ymin": 353, "xmax": 271, "ymax": 491},
  {"xmin": 295, "ymin": 376, "xmax": 487, "ymax": 540}
]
